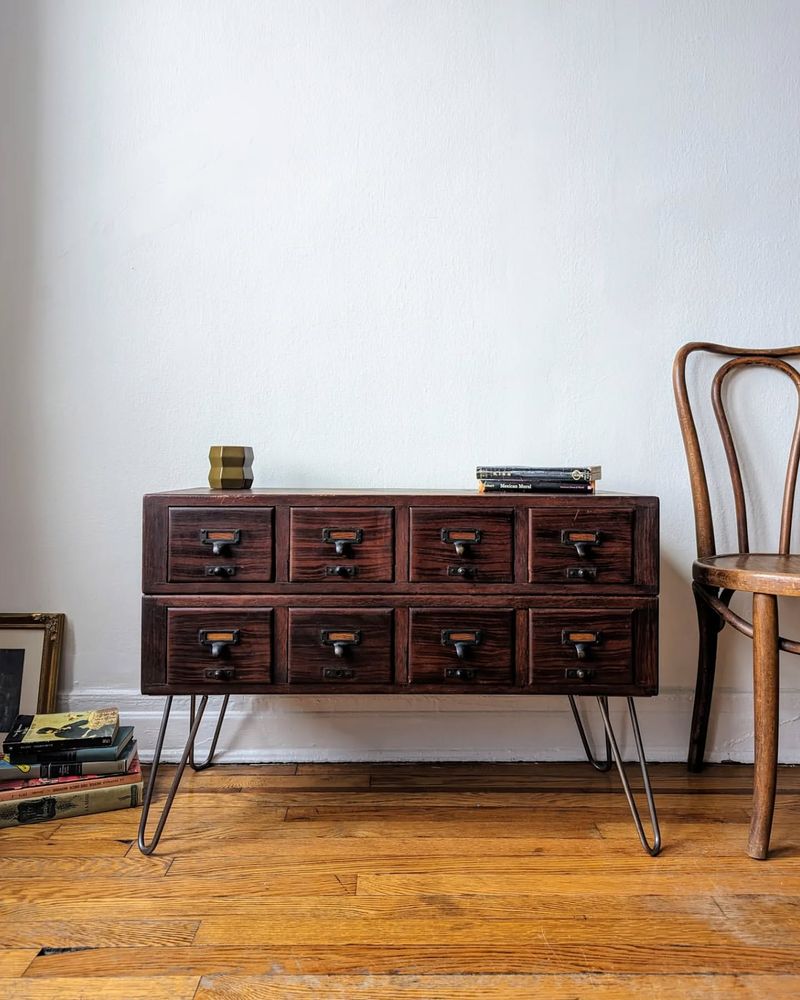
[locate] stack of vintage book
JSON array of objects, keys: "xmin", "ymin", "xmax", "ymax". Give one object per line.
[
  {"xmin": 476, "ymin": 465, "xmax": 602, "ymax": 493},
  {"xmin": 0, "ymin": 708, "xmax": 142, "ymax": 828}
]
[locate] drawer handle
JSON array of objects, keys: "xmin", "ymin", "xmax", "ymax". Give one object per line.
[
  {"xmin": 565, "ymin": 667, "xmax": 596, "ymax": 681},
  {"xmin": 326, "ymin": 564, "xmax": 356, "ymax": 579},
  {"xmin": 447, "ymin": 565, "xmax": 477, "ymax": 579},
  {"xmin": 200, "ymin": 528, "xmax": 241, "ymax": 557},
  {"xmin": 205, "ymin": 565, "xmax": 237, "ymax": 578},
  {"xmin": 441, "ymin": 528, "xmax": 482, "ymax": 558},
  {"xmin": 441, "ymin": 629, "xmax": 482, "ymax": 659},
  {"xmin": 445, "ymin": 666, "xmax": 477, "ymax": 681},
  {"xmin": 323, "ymin": 666, "xmax": 356, "ymax": 680},
  {"xmin": 320, "ymin": 629, "xmax": 362, "ymax": 657},
  {"xmin": 561, "ymin": 529, "xmax": 601, "ymax": 558},
  {"xmin": 198, "ymin": 629, "xmax": 240, "ymax": 658},
  {"xmin": 566, "ymin": 566, "xmax": 596, "ymax": 581},
  {"xmin": 323, "ymin": 527, "xmax": 363, "ymax": 556},
  {"xmin": 562, "ymin": 630, "xmax": 602, "ymax": 660},
  {"xmin": 205, "ymin": 666, "xmax": 236, "ymax": 681}
]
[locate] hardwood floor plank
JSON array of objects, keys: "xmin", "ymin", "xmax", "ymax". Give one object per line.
[
  {"xmin": 20, "ymin": 943, "xmax": 800, "ymax": 977},
  {"xmin": 0, "ymin": 892, "xmax": 721, "ymax": 921},
  {"xmin": 355, "ymin": 870, "xmax": 800, "ymax": 897},
  {"xmin": 0, "ymin": 856, "xmax": 170, "ymax": 878},
  {"xmin": 0, "ymin": 919, "xmax": 199, "ymax": 948},
  {"xmin": 0, "ymin": 975, "xmax": 201, "ymax": 999},
  {"xmin": 0, "ymin": 873, "xmax": 352, "ymax": 904},
  {"xmin": 193, "ymin": 972, "xmax": 800, "ymax": 999},
  {"xmin": 192, "ymin": 912, "xmax": 800, "ymax": 948},
  {"xmin": 0, "ymin": 951, "xmax": 37, "ymax": 976}
]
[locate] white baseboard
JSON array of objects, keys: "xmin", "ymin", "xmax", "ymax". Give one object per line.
[{"xmin": 62, "ymin": 688, "xmax": 800, "ymax": 764}]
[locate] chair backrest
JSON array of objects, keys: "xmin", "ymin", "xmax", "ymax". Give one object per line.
[{"xmin": 673, "ymin": 342, "xmax": 800, "ymax": 559}]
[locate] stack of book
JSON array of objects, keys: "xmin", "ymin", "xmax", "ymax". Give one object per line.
[
  {"xmin": 0, "ymin": 708, "xmax": 142, "ymax": 829},
  {"xmin": 476, "ymin": 465, "xmax": 602, "ymax": 493}
]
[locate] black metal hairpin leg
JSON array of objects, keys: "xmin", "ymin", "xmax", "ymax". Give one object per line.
[
  {"xmin": 596, "ymin": 696, "xmax": 662, "ymax": 856},
  {"xmin": 189, "ymin": 694, "xmax": 230, "ymax": 771},
  {"xmin": 568, "ymin": 694, "xmax": 613, "ymax": 771},
  {"xmin": 138, "ymin": 695, "xmax": 213, "ymax": 855}
]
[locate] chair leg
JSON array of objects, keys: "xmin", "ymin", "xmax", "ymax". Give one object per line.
[
  {"xmin": 748, "ymin": 592, "xmax": 780, "ymax": 861},
  {"xmin": 688, "ymin": 586, "xmax": 722, "ymax": 772}
]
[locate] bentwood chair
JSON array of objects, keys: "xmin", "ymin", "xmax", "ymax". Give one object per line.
[{"xmin": 674, "ymin": 342, "xmax": 800, "ymax": 860}]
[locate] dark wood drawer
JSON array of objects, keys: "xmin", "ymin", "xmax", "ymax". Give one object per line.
[
  {"xmin": 409, "ymin": 508, "xmax": 513, "ymax": 583},
  {"xmin": 288, "ymin": 609, "xmax": 393, "ymax": 684},
  {"xmin": 289, "ymin": 508, "xmax": 394, "ymax": 582},
  {"xmin": 166, "ymin": 608, "xmax": 273, "ymax": 686},
  {"xmin": 408, "ymin": 609, "xmax": 515, "ymax": 686},
  {"xmin": 528, "ymin": 509, "xmax": 634, "ymax": 585},
  {"xmin": 168, "ymin": 508, "xmax": 274, "ymax": 583},
  {"xmin": 529, "ymin": 609, "xmax": 635, "ymax": 689}
]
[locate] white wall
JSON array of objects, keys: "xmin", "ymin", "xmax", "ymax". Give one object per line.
[{"xmin": 2, "ymin": 0, "xmax": 800, "ymax": 761}]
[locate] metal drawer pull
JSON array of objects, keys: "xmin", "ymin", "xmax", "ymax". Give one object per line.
[
  {"xmin": 198, "ymin": 629, "xmax": 240, "ymax": 658},
  {"xmin": 565, "ymin": 667, "xmax": 596, "ymax": 681},
  {"xmin": 200, "ymin": 528, "xmax": 241, "ymax": 557},
  {"xmin": 562, "ymin": 630, "xmax": 602, "ymax": 660},
  {"xmin": 205, "ymin": 667, "xmax": 235, "ymax": 681},
  {"xmin": 323, "ymin": 666, "xmax": 356, "ymax": 680},
  {"xmin": 447, "ymin": 565, "xmax": 477, "ymax": 579},
  {"xmin": 445, "ymin": 666, "xmax": 477, "ymax": 681},
  {"xmin": 561, "ymin": 529, "xmax": 601, "ymax": 558},
  {"xmin": 205, "ymin": 565, "xmax": 237, "ymax": 578},
  {"xmin": 441, "ymin": 629, "xmax": 482, "ymax": 659},
  {"xmin": 441, "ymin": 527, "xmax": 482, "ymax": 557},
  {"xmin": 326, "ymin": 564, "xmax": 356, "ymax": 578},
  {"xmin": 322, "ymin": 527, "xmax": 363, "ymax": 556},
  {"xmin": 320, "ymin": 629, "xmax": 362, "ymax": 658},
  {"xmin": 566, "ymin": 566, "xmax": 597, "ymax": 581}
]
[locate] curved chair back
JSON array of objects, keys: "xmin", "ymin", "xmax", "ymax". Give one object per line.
[{"xmin": 673, "ymin": 342, "xmax": 800, "ymax": 559}]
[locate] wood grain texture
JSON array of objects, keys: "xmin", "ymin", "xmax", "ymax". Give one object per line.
[
  {"xmin": 409, "ymin": 507, "xmax": 514, "ymax": 583},
  {"xmin": 288, "ymin": 608, "xmax": 393, "ymax": 684},
  {"xmin": 193, "ymin": 973, "xmax": 800, "ymax": 999},
  {"xmin": 166, "ymin": 607, "xmax": 273, "ymax": 686},
  {"xmin": 4, "ymin": 762, "xmax": 800, "ymax": 996},
  {"xmin": 289, "ymin": 507, "xmax": 394, "ymax": 582},
  {"xmin": 528, "ymin": 508, "xmax": 634, "ymax": 585},
  {"xmin": 167, "ymin": 507, "xmax": 274, "ymax": 583}
]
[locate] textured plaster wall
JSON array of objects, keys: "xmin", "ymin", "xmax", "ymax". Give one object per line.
[{"xmin": 2, "ymin": 0, "xmax": 800, "ymax": 760}]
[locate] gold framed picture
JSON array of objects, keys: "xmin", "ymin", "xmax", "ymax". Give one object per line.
[{"xmin": 0, "ymin": 614, "xmax": 64, "ymax": 740}]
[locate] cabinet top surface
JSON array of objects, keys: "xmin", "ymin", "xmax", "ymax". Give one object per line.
[{"xmin": 146, "ymin": 487, "xmax": 658, "ymax": 501}]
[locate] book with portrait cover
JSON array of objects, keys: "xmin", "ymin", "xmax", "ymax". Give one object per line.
[
  {"xmin": 0, "ymin": 780, "xmax": 142, "ymax": 829},
  {"xmin": 0, "ymin": 753, "xmax": 140, "ymax": 802},
  {"xmin": 2, "ymin": 708, "xmax": 119, "ymax": 756}
]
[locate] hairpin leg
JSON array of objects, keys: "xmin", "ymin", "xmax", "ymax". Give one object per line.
[
  {"xmin": 138, "ymin": 695, "xmax": 210, "ymax": 855},
  {"xmin": 189, "ymin": 694, "xmax": 230, "ymax": 771},
  {"xmin": 568, "ymin": 694, "xmax": 613, "ymax": 771},
  {"xmin": 596, "ymin": 696, "xmax": 662, "ymax": 856}
]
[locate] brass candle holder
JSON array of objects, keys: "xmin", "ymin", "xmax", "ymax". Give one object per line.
[{"xmin": 208, "ymin": 446, "xmax": 254, "ymax": 490}]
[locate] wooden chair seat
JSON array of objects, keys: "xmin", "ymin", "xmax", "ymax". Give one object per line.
[{"xmin": 693, "ymin": 554, "xmax": 800, "ymax": 596}]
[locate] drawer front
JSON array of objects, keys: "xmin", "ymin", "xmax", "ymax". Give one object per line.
[
  {"xmin": 166, "ymin": 608, "xmax": 273, "ymax": 686},
  {"xmin": 168, "ymin": 508, "xmax": 274, "ymax": 583},
  {"xmin": 288, "ymin": 609, "xmax": 393, "ymax": 684},
  {"xmin": 528, "ymin": 509, "xmax": 634, "ymax": 585},
  {"xmin": 410, "ymin": 508, "xmax": 514, "ymax": 583},
  {"xmin": 529, "ymin": 609, "xmax": 634, "ymax": 688},
  {"xmin": 408, "ymin": 609, "xmax": 515, "ymax": 686},
  {"xmin": 289, "ymin": 508, "xmax": 394, "ymax": 582}
]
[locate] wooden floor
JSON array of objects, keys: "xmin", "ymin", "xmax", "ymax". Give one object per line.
[{"xmin": 0, "ymin": 762, "xmax": 799, "ymax": 998}]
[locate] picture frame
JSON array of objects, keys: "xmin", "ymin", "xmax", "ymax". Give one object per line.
[{"xmin": 0, "ymin": 614, "xmax": 64, "ymax": 738}]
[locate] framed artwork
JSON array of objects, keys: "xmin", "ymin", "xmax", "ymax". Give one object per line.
[{"xmin": 0, "ymin": 614, "xmax": 64, "ymax": 740}]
